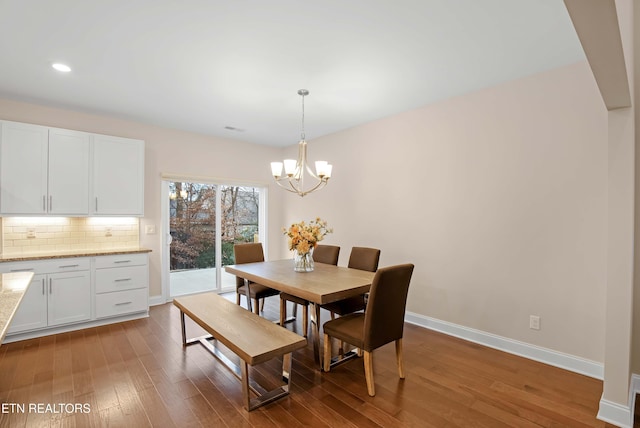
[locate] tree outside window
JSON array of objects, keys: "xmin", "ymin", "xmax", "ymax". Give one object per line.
[{"xmin": 169, "ymin": 182, "xmax": 259, "ymax": 271}]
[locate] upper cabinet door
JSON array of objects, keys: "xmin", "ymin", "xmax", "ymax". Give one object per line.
[
  {"xmin": 0, "ymin": 121, "xmax": 49, "ymax": 214},
  {"xmin": 92, "ymin": 134, "xmax": 144, "ymax": 216},
  {"xmin": 48, "ymin": 128, "xmax": 90, "ymax": 215}
]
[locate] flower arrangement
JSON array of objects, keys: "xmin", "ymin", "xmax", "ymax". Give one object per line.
[{"xmin": 283, "ymin": 217, "xmax": 332, "ymax": 255}]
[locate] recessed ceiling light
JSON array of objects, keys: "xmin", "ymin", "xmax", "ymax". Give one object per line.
[{"xmin": 52, "ymin": 63, "xmax": 71, "ymax": 72}]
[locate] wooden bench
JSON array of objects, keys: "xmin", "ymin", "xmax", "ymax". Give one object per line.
[{"xmin": 173, "ymin": 292, "xmax": 307, "ymax": 411}]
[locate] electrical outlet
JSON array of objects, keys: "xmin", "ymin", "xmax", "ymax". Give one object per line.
[
  {"xmin": 26, "ymin": 228, "xmax": 36, "ymax": 239},
  {"xmin": 105, "ymin": 227, "xmax": 112, "ymax": 237},
  {"xmin": 529, "ymin": 315, "xmax": 540, "ymax": 330}
]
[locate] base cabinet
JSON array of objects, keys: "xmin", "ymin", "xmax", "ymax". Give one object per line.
[
  {"xmin": 5, "ymin": 262, "xmax": 91, "ymax": 334},
  {"xmin": 7, "ymin": 274, "xmax": 47, "ymax": 334},
  {"xmin": 2, "ymin": 253, "xmax": 149, "ymax": 339},
  {"xmin": 48, "ymin": 271, "xmax": 91, "ymax": 326}
]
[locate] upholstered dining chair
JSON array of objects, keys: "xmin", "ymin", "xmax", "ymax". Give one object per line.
[
  {"xmin": 233, "ymin": 243, "xmax": 280, "ymax": 315},
  {"xmin": 279, "ymin": 244, "xmax": 340, "ymax": 337},
  {"xmin": 320, "ymin": 247, "xmax": 381, "ymax": 317},
  {"xmin": 323, "ymin": 263, "xmax": 414, "ymax": 396}
]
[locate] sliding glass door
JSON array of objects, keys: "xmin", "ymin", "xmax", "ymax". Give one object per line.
[{"xmin": 167, "ymin": 180, "xmax": 264, "ymax": 298}]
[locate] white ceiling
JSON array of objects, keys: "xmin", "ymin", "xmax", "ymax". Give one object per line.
[{"xmin": 0, "ymin": 0, "xmax": 584, "ymax": 147}]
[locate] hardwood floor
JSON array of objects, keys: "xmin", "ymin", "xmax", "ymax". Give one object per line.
[{"xmin": 0, "ymin": 294, "xmax": 619, "ymax": 427}]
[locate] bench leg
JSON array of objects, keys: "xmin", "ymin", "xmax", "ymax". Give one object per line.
[
  {"xmin": 180, "ymin": 312, "xmax": 296, "ymax": 411},
  {"xmin": 241, "ymin": 361, "xmax": 251, "ymax": 411}
]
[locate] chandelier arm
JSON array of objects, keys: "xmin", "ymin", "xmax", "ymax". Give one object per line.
[
  {"xmin": 300, "ymin": 180, "xmax": 328, "ymax": 197},
  {"xmin": 273, "ymin": 177, "xmax": 302, "ymax": 194}
]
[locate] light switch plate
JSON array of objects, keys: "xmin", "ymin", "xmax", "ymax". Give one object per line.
[{"xmin": 145, "ymin": 225, "xmax": 157, "ymax": 235}]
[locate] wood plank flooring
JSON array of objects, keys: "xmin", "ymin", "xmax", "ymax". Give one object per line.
[{"xmin": 0, "ymin": 294, "xmax": 619, "ymax": 427}]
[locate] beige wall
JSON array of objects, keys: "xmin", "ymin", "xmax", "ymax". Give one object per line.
[
  {"xmin": 0, "ymin": 97, "xmax": 285, "ymax": 298},
  {"xmin": 283, "ymin": 61, "xmax": 608, "ymax": 362}
]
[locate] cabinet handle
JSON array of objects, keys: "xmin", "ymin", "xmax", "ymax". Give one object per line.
[
  {"xmin": 114, "ymin": 260, "xmax": 131, "ymax": 264},
  {"xmin": 43, "ymin": 195, "xmax": 46, "ymax": 212},
  {"xmin": 42, "ymin": 278, "xmax": 45, "ymax": 295},
  {"xmin": 49, "ymin": 195, "xmax": 52, "ymax": 211},
  {"xmin": 10, "ymin": 268, "xmax": 34, "ymax": 272},
  {"xmin": 95, "ymin": 197, "xmax": 98, "ymax": 212},
  {"xmin": 58, "ymin": 264, "xmax": 79, "ymax": 268},
  {"xmin": 115, "ymin": 278, "xmax": 132, "ymax": 282},
  {"xmin": 49, "ymin": 278, "xmax": 52, "ymax": 294},
  {"xmin": 115, "ymin": 301, "xmax": 132, "ymax": 306}
]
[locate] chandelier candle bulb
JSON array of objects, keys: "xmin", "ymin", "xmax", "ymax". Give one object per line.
[
  {"xmin": 271, "ymin": 162, "xmax": 283, "ymax": 178},
  {"xmin": 283, "ymin": 159, "xmax": 297, "ymax": 177},
  {"xmin": 315, "ymin": 161, "xmax": 327, "ymax": 177}
]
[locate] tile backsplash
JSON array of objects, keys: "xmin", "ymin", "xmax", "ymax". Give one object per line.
[{"xmin": 1, "ymin": 217, "xmax": 139, "ymax": 255}]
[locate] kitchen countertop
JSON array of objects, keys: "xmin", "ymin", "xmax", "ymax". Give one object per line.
[
  {"xmin": 0, "ymin": 247, "xmax": 152, "ymax": 263},
  {"xmin": 0, "ymin": 271, "xmax": 34, "ymax": 344}
]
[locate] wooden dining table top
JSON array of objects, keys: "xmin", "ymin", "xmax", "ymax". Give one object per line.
[{"xmin": 224, "ymin": 259, "xmax": 375, "ymax": 305}]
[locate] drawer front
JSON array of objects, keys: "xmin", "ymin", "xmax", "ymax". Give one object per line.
[
  {"xmin": 95, "ymin": 288, "xmax": 148, "ymax": 319},
  {"xmin": 0, "ymin": 258, "xmax": 90, "ymax": 274},
  {"xmin": 95, "ymin": 265, "xmax": 148, "ymax": 293},
  {"xmin": 94, "ymin": 253, "xmax": 147, "ymax": 269}
]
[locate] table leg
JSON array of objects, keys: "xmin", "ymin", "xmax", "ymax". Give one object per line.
[
  {"xmin": 310, "ymin": 302, "xmax": 322, "ymax": 370},
  {"xmin": 244, "ymin": 280, "xmax": 253, "ymax": 312},
  {"xmin": 180, "ymin": 310, "xmax": 187, "ymax": 346}
]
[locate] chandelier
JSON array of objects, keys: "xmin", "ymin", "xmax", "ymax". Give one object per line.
[{"xmin": 270, "ymin": 89, "xmax": 332, "ymax": 197}]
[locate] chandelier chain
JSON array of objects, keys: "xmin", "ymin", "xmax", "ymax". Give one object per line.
[{"xmin": 300, "ymin": 92, "xmax": 306, "ymax": 141}]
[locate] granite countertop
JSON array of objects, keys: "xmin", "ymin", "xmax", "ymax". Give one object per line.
[
  {"xmin": 0, "ymin": 247, "xmax": 152, "ymax": 263},
  {"xmin": 0, "ymin": 271, "xmax": 34, "ymax": 344}
]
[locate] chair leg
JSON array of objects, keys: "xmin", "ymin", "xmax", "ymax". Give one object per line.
[
  {"xmin": 302, "ymin": 304, "xmax": 308, "ymax": 338},
  {"xmin": 236, "ymin": 292, "xmax": 241, "ymax": 306},
  {"xmin": 253, "ymin": 298, "xmax": 260, "ymax": 315},
  {"xmin": 260, "ymin": 298, "xmax": 265, "ymax": 312},
  {"xmin": 396, "ymin": 339, "xmax": 405, "ymax": 379},
  {"xmin": 280, "ymin": 299, "xmax": 286, "ymax": 326},
  {"xmin": 323, "ymin": 334, "xmax": 332, "ymax": 372},
  {"xmin": 364, "ymin": 351, "xmax": 375, "ymax": 396}
]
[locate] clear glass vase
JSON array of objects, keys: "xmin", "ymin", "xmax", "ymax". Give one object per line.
[{"xmin": 293, "ymin": 248, "xmax": 314, "ymax": 272}]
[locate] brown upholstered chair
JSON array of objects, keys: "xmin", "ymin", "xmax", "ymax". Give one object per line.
[
  {"xmin": 233, "ymin": 243, "xmax": 280, "ymax": 315},
  {"xmin": 323, "ymin": 263, "xmax": 414, "ymax": 396},
  {"xmin": 279, "ymin": 244, "xmax": 340, "ymax": 337},
  {"xmin": 320, "ymin": 247, "xmax": 380, "ymax": 316}
]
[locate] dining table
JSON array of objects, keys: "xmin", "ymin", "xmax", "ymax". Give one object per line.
[{"xmin": 224, "ymin": 259, "xmax": 375, "ymax": 369}]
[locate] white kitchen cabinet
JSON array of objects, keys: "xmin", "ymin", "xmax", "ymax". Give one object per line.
[
  {"xmin": 2, "ymin": 252, "xmax": 149, "ymax": 340},
  {"xmin": 3, "ymin": 259, "xmax": 91, "ymax": 334},
  {"xmin": 48, "ymin": 128, "xmax": 90, "ymax": 215},
  {"xmin": 0, "ymin": 121, "xmax": 90, "ymax": 215},
  {"xmin": 94, "ymin": 253, "xmax": 148, "ymax": 318},
  {"xmin": 7, "ymin": 274, "xmax": 47, "ymax": 334},
  {"xmin": 92, "ymin": 134, "xmax": 144, "ymax": 216},
  {"xmin": 48, "ymin": 271, "xmax": 91, "ymax": 326},
  {"xmin": 0, "ymin": 121, "xmax": 48, "ymax": 214}
]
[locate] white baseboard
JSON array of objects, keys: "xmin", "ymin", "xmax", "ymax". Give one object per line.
[
  {"xmin": 3, "ymin": 312, "xmax": 149, "ymax": 344},
  {"xmin": 598, "ymin": 396, "xmax": 631, "ymax": 428},
  {"xmin": 149, "ymin": 295, "xmax": 166, "ymax": 306},
  {"xmin": 404, "ymin": 311, "xmax": 603, "ymax": 380}
]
